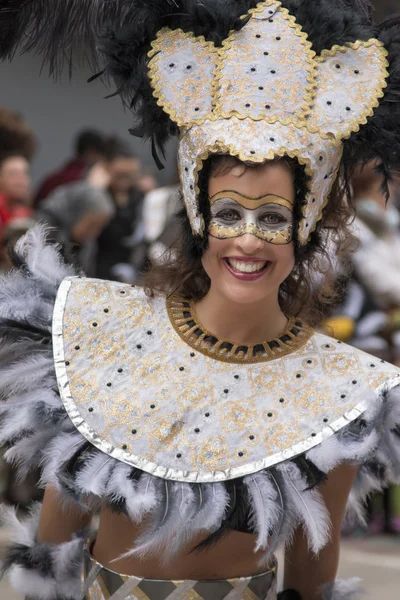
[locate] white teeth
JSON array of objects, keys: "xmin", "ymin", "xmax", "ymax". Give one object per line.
[{"xmin": 228, "ymin": 259, "xmax": 267, "ymax": 273}]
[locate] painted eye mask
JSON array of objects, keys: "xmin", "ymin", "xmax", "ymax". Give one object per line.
[{"xmin": 209, "ymin": 191, "xmax": 294, "ymax": 245}]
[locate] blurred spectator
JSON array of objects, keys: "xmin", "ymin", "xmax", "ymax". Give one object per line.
[
  {"xmin": 143, "ymin": 172, "xmax": 181, "ymax": 264},
  {"xmin": 0, "ymin": 217, "xmax": 36, "ymax": 274},
  {"xmin": 137, "ymin": 168, "xmax": 158, "ymax": 195},
  {"xmin": 36, "ymin": 167, "xmax": 115, "ymax": 274},
  {"xmin": 0, "ymin": 107, "xmax": 36, "ymax": 267},
  {"xmin": 96, "ymin": 138, "xmax": 147, "ymax": 282},
  {"xmin": 35, "ymin": 128, "xmax": 107, "ymax": 205}
]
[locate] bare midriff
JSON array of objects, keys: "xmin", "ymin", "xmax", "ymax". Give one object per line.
[{"xmin": 92, "ymin": 507, "xmax": 272, "ymax": 580}]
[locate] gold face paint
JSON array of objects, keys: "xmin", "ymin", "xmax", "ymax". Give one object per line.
[{"xmin": 209, "ymin": 190, "xmax": 294, "ymax": 245}]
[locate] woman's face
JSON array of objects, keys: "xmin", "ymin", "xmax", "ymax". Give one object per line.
[{"xmin": 202, "ymin": 160, "xmax": 296, "ymax": 305}]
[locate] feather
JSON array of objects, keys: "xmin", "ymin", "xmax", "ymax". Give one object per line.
[
  {"xmin": 40, "ymin": 432, "xmax": 87, "ymax": 490},
  {"xmin": 244, "ymin": 471, "xmax": 282, "ymax": 552},
  {"xmin": 4, "ymin": 429, "xmax": 59, "ymax": 480},
  {"xmin": 0, "ymin": 355, "xmax": 55, "ymax": 399},
  {"xmin": 123, "ymin": 480, "xmax": 195, "ymax": 561},
  {"xmin": 279, "ymin": 462, "xmax": 331, "ymax": 554},
  {"xmin": 0, "ymin": 502, "xmax": 41, "ymax": 546},
  {"xmin": 74, "ymin": 451, "xmax": 114, "ymax": 497},
  {"xmin": 187, "ymin": 482, "xmax": 229, "ymax": 537},
  {"xmin": 320, "ymin": 578, "xmax": 364, "ymax": 600}
]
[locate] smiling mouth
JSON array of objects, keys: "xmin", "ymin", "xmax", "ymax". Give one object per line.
[{"xmin": 225, "ymin": 258, "xmax": 269, "ymax": 274}]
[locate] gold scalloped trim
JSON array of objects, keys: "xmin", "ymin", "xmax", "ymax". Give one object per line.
[
  {"xmin": 180, "ymin": 121, "xmax": 344, "ymax": 246},
  {"xmin": 298, "ymin": 145, "xmax": 343, "ymax": 245},
  {"xmin": 167, "ymin": 295, "xmax": 314, "ymax": 364},
  {"xmin": 309, "ymin": 39, "xmax": 389, "ymax": 142},
  {"xmin": 212, "ymin": 0, "xmax": 317, "ymax": 127},
  {"xmin": 148, "ymin": 28, "xmax": 219, "ymax": 128}
]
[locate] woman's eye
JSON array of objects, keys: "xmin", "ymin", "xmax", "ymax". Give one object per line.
[
  {"xmin": 260, "ymin": 213, "xmax": 286, "ymax": 225},
  {"xmin": 215, "ymin": 209, "xmax": 241, "ymax": 221}
]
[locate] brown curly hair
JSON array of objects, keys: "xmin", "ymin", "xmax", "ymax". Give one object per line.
[
  {"xmin": 0, "ymin": 107, "xmax": 37, "ymax": 163},
  {"xmin": 144, "ymin": 155, "xmax": 357, "ymax": 327}
]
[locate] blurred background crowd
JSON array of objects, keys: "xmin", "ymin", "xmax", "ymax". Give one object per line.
[{"xmin": 0, "ymin": 2, "xmax": 400, "ymax": 595}]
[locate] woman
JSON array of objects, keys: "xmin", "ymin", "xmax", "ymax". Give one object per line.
[
  {"xmin": 36, "ymin": 169, "xmax": 115, "ymax": 274},
  {"xmin": 95, "ymin": 138, "xmax": 146, "ymax": 282},
  {"xmin": 0, "ymin": 1, "xmax": 400, "ymax": 599}
]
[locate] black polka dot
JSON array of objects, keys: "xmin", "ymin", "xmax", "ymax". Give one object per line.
[
  {"xmin": 194, "ymin": 107, "xmax": 200, "ymax": 112},
  {"xmin": 268, "ymin": 412, "xmax": 273, "ymax": 418},
  {"xmin": 224, "ymin": 389, "xmax": 229, "ymax": 394},
  {"xmin": 88, "ymin": 407, "xmax": 94, "ymax": 412},
  {"xmin": 250, "ymin": 150, "xmax": 255, "ymax": 154},
  {"xmin": 306, "ymin": 223, "xmax": 309, "ymax": 228},
  {"xmin": 107, "ymin": 382, "xmax": 112, "ymax": 387},
  {"xmin": 190, "ymin": 352, "xmax": 195, "ymax": 357},
  {"xmin": 190, "ymin": 184, "xmax": 193, "ymax": 190},
  {"xmin": 352, "ymin": 380, "xmax": 357, "ymax": 384},
  {"xmin": 276, "ymin": 36, "xmax": 281, "ymax": 41},
  {"xmin": 120, "ymin": 290, "xmax": 126, "ymax": 295},
  {"xmin": 205, "ymin": 412, "xmax": 210, "ymax": 417},
  {"xmin": 319, "ymin": 156, "xmax": 324, "ymax": 161},
  {"xmin": 323, "ymin": 418, "xmax": 328, "ymax": 423},
  {"xmin": 269, "ymin": 18, "xmax": 273, "ymax": 23},
  {"xmin": 245, "ymin": 103, "xmax": 251, "ymax": 107},
  {"xmin": 307, "ymin": 360, "xmax": 312, "ymax": 364},
  {"xmin": 179, "ymin": 366, "xmax": 185, "ymax": 372},
  {"xmin": 264, "ymin": 52, "xmax": 269, "ymax": 56},
  {"xmin": 341, "ymin": 394, "xmax": 346, "ymax": 399},
  {"xmin": 296, "ymin": 374, "xmax": 302, "ymax": 379},
  {"xmin": 270, "ymin": 137, "xmax": 275, "ymax": 142},
  {"xmin": 271, "ymin": 70, "xmax": 276, "ymax": 74},
  {"xmin": 92, "ymin": 322, "xmax": 98, "ymax": 327},
  {"xmin": 147, "ymin": 331, "xmax": 153, "ymax": 335},
  {"xmin": 195, "ymin": 428, "xmax": 200, "ymax": 433},
  {"xmin": 104, "ymin": 308, "xmax": 109, "ymax": 313},
  {"xmin": 251, "ymin": 67, "xmax": 256, "ymax": 72},
  {"xmin": 136, "ymin": 344, "xmax": 142, "ymax": 349},
  {"xmin": 346, "ymin": 106, "xmax": 351, "ymax": 111},
  {"xmin": 122, "ymin": 444, "xmax": 127, "ymax": 450},
  {"xmin": 75, "ymin": 345, "xmax": 80, "ymax": 350},
  {"xmin": 150, "ymin": 404, "xmax": 156, "ymax": 409},
  {"xmin": 312, "ymin": 198, "xmax": 316, "ymax": 203},
  {"xmin": 184, "ymin": 167, "xmax": 188, "ymax": 172},
  {"xmin": 238, "ymin": 451, "xmax": 244, "ymax": 457},
  {"xmin": 234, "ymin": 375, "xmax": 240, "ymax": 380},
  {"xmin": 169, "ymin": 63, "xmax": 175, "ymax": 68},
  {"xmin": 65, "ymin": 361, "xmax": 70, "ymax": 366},
  {"xmin": 256, "ymin": 34, "xmax": 261, "ymax": 39},
  {"xmin": 249, "ymin": 435, "xmax": 255, "ymax": 440},
  {"xmin": 176, "ymin": 453, "xmax": 182, "ymax": 459},
  {"xmin": 354, "ymin": 70, "xmax": 360, "ymax": 74},
  {"xmin": 325, "ymin": 344, "xmax": 330, "ymax": 348},
  {"xmin": 279, "ymin": 398, "xmax": 285, "ymax": 403},
  {"xmin": 118, "ymin": 368, "xmax": 123, "ymax": 373},
  {"xmin": 370, "ymin": 364, "xmax": 375, "ymax": 368},
  {"xmin": 265, "ymin": 104, "xmax": 271, "ymax": 110},
  {"xmin": 335, "ymin": 64, "xmax": 341, "ymax": 69},
  {"xmin": 259, "ymin": 86, "xmax": 264, "ymax": 90},
  {"xmin": 186, "ymin": 65, "xmax": 192, "ymax": 70},
  {"xmin": 327, "ymin": 101, "xmax": 332, "ymax": 106},
  {"xmin": 132, "ymin": 429, "xmax": 137, "ymax": 435},
  {"xmin": 311, "ymin": 433, "xmax": 316, "ymax": 437}
]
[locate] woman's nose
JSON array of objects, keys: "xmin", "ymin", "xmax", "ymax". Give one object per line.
[{"xmin": 235, "ymin": 233, "xmax": 265, "ymax": 255}]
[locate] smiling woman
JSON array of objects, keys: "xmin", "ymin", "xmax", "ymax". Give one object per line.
[{"xmin": 1, "ymin": 2, "xmax": 400, "ymax": 600}]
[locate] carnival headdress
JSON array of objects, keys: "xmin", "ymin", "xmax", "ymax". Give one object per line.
[{"xmin": 1, "ymin": 0, "xmax": 399, "ymax": 245}]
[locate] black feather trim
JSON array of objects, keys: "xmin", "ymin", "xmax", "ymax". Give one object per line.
[{"xmin": 293, "ymin": 455, "xmax": 328, "ymax": 491}]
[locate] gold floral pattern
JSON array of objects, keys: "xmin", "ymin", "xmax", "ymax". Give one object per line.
[{"xmin": 53, "ymin": 278, "xmax": 400, "ymax": 482}]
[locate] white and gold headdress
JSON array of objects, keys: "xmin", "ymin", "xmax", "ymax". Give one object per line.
[
  {"xmin": 147, "ymin": 0, "xmax": 388, "ymax": 244},
  {"xmin": 2, "ymin": 0, "xmax": 399, "ymax": 247}
]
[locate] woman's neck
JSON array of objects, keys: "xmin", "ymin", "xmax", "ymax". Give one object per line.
[{"xmin": 194, "ymin": 287, "xmax": 288, "ymax": 346}]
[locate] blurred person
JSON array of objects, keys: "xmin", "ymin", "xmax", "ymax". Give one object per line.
[
  {"xmin": 137, "ymin": 168, "xmax": 158, "ymax": 195},
  {"xmin": 96, "ymin": 137, "xmax": 146, "ymax": 282},
  {"xmin": 143, "ymin": 171, "xmax": 181, "ymax": 264},
  {"xmin": 0, "ymin": 216, "xmax": 36, "ymax": 273},
  {"xmin": 36, "ymin": 165, "xmax": 115, "ymax": 274},
  {"xmin": 35, "ymin": 128, "xmax": 107, "ymax": 204}
]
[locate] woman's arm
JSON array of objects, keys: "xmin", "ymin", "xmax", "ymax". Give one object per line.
[
  {"xmin": 37, "ymin": 486, "xmax": 93, "ymax": 544},
  {"xmin": 283, "ymin": 462, "xmax": 358, "ymax": 600}
]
